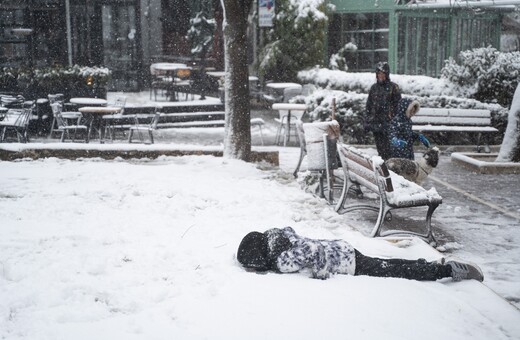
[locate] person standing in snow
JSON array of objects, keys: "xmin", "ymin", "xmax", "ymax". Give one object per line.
[
  {"xmin": 365, "ymin": 62, "xmax": 402, "ymax": 160},
  {"xmin": 389, "ymin": 98, "xmax": 431, "ymax": 159},
  {"xmin": 237, "ymin": 227, "xmax": 484, "ymax": 282}
]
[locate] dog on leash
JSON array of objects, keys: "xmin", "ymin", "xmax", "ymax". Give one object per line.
[{"xmin": 385, "ymin": 147, "xmax": 440, "ymax": 185}]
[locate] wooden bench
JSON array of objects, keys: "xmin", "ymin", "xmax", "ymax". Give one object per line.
[
  {"xmin": 335, "ymin": 144, "xmax": 443, "ymax": 245},
  {"xmin": 412, "ymin": 108, "xmax": 498, "ymax": 152}
]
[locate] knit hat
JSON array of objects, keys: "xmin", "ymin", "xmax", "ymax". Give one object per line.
[{"xmin": 237, "ymin": 232, "xmax": 269, "ymax": 271}]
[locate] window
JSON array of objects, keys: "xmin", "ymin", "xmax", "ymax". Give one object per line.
[
  {"xmin": 0, "ymin": 3, "xmax": 66, "ymax": 68},
  {"xmin": 397, "ymin": 12, "xmax": 499, "ymax": 77},
  {"xmin": 397, "ymin": 15, "xmax": 449, "ymax": 77},
  {"xmin": 329, "ymin": 12, "xmax": 389, "ymax": 72},
  {"xmin": 452, "ymin": 16, "xmax": 497, "ymax": 57},
  {"xmin": 0, "ymin": 8, "xmax": 28, "ymax": 67}
]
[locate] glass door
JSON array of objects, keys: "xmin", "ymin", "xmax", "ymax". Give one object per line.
[{"xmin": 101, "ymin": 1, "xmax": 141, "ymax": 91}]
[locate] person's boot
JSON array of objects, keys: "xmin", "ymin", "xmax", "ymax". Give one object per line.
[{"xmin": 446, "ymin": 260, "xmax": 484, "ymax": 282}]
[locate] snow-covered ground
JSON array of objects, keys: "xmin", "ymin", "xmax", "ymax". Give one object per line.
[
  {"xmin": 1, "ymin": 91, "xmax": 519, "ymax": 339},
  {"xmin": 1, "ymin": 154, "xmax": 519, "ymax": 340}
]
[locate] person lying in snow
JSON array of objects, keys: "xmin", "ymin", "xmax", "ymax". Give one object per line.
[{"xmin": 237, "ymin": 227, "xmax": 483, "ymax": 282}]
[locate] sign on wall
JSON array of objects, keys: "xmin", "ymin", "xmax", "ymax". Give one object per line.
[{"xmin": 259, "ymin": 0, "xmax": 274, "ymax": 27}]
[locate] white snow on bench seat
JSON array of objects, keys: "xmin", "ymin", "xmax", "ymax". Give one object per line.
[
  {"xmin": 386, "ymin": 171, "xmax": 442, "ymax": 206},
  {"xmin": 412, "ymin": 125, "xmax": 498, "ymax": 132}
]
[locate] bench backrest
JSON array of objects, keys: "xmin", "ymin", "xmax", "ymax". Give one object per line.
[
  {"xmin": 338, "ymin": 145, "xmax": 393, "ymax": 194},
  {"xmin": 412, "ymin": 108, "xmax": 491, "ymax": 126}
]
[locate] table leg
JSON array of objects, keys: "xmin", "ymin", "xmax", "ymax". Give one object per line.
[
  {"xmin": 87, "ymin": 115, "xmax": 105, "ymax": 143},
  {"xmin": 285, "ymin": 112, "xmax": 292, "ymax": 147}
]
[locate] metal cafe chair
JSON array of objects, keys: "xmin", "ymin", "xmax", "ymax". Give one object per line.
[
  {"xmin": 128, "ymin": 107, "xmax": 162, "ymax": 144},
  {"xmin": 103, "ymin": 96, "xmax": 127, "ymax": 140},
  {"xmin": 48, "ymin": 94, "xmax": 82, "ymax": 139},
  {"xmin": 50, "ymin": 103, "xmax": 89, "ymax": 143},
  {"xmin": 0, "ymin": 107, "xmax": 32, "ymax": 143}
]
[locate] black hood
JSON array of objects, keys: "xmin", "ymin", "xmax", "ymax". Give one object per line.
[
  {"xmin": 376, "ymin": 62, "xmax": 390, "ymax": 82},
  {"xmin": 237, "ymin": 232, "xmax": 269, "ymax": 271}
]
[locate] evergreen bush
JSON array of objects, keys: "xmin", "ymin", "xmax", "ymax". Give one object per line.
[{"xmin": 256, "ymin": 0, "xmax": 333, "ymax": 83}]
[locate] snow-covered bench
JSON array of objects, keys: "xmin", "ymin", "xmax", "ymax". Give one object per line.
[
  {"xmin": 156, "ymin": 112, "xmax": 265, "ymax": 145},
  {"xmin": 412, "ymin": 108, "xmax": 498, "ymax": 152},
  {"xmin": 335, "ymin": 144, "xmax": 442, "ymax": 245}
]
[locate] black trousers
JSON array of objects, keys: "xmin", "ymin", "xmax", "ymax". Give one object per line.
[
  {"xmin": 354, "ymin": 250, "xmax": 451, "ymax": 281},
  {"xmin": 374, "ymin": 132, "xmax": 392, "ymax": 161}
]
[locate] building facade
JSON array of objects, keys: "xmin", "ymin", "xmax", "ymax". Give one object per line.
[
  {"xmin": 327, "ymin": 0, "xmax": 515, "ymax": 77},
  {"xmin": 0, "ymin": 0, "xmax": 221, "ymax": 92},
  {"xmin": 2, "ymin": 0, "xmax": 518, "ymax": 92}
]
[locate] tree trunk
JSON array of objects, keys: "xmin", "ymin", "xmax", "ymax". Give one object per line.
[
  {"xmin": 497, "ymin": 83, "xmax": 520, "ymax": 162},
  {"xmin": 221, "ymin": 0, "xmax": 252, "ymax": 161}
]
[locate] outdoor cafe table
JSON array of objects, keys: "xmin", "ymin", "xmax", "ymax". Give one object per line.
[
  {"xmin": 206, "ymin": 71, "xmax": 259, "ymax": 83},
  {"xmin": 78, "ymin": 106, "xmax": 122, "ymax": 142},
  {"xmin": 150, "ymin": 63, "xmax": 192, "ymax": 101},
  {"xmin": 69, "ymin": 97, "xmax": 107, "ymax": 107}
]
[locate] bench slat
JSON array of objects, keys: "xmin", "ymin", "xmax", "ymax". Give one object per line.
[
  {"xmin": 157, "ymin": 118, "xmax": 264, "ymax": 129},
  {"xmin": 412, "ymin": 125, "xmax": 498, "ymax": 132},
  {"xmin": 412, "ymin": 116, "xmax": 491, "ymax": 125},
  {"xmin": 418, "ymin": 108, "xmax": 491, "ymax": 117}
]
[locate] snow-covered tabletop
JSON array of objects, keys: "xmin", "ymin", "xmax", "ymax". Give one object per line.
[
  {"xmin": 151, "ymin": 63, "xmax": 188, "ymax": 71},
  {"xmin": 265, "ymin": 82, "xmax": 302, "ymax": 90},
  {"xmin": 69, "ymin": 97, "xmax": 107, "ymax": 106}
]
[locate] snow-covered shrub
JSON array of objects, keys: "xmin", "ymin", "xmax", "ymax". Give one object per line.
[
  {"xmin": 441, "ymin": 47, "xmax": 520, "ymax": 106},
  {"xmin": 295, "ymin": 67, "xmax": 509, "ymax": 144},
  {"xmin": 291, "ymin": 89, "xmax": 370, "ymax": 144},
  {"xmin": 257, "ymin": 0, "xmax": 333, "ymax": 82},
  {"xmin": 0, "ymin": 67, "xmax": 19, "ymax": 90},
  {"xmin": 0, "ymin": 65, "xmax": 111, "ymax": 100},
  {"xmin": 329, "ymin": 43, "xmax": 357, "ymax": 71}
]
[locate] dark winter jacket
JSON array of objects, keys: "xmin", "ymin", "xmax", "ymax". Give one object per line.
[
  {"xmin": 265, "ymin": 227, "xmax": 356, "ymax": 280},
  {"xmin": 365, "ymin": 78, "xmax": 401, "ymax": 134},
  {"xmin": 389, "ymin": 98, "xmax": 421, "ymax": 159}
]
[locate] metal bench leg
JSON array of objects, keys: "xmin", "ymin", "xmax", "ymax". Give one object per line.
[
  {"xmin": 293, "ymin": 148, "xmax": 306, "ymax": 178},
  {"xmin": 370, "ymin": 199, "xmax": 390, "ymax": 238},
  {"xmin": 424, "ymin": 203, "xmax": 439, "ymax": 246}
]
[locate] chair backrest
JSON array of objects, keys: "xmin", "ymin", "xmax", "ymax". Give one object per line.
[
  {"xmin": 1, "ymin": 94, "xmax": 25, "ymax": 108},
  {"xmin": 150, "ymin": 108, "xmax": 162, "ymax": 129},
  {"xmin": 50, "ymin": 103, "xmax": 67, "ymax": 128},
  {"xmin": 291, "ymin": 109, "xmax": 305, "ymax": 121},
  {"xmin": 48, "ymin": 94, "xmax": 65, "ymax": 105},
  {"xmin": 111, "ymin": 96, "xmax": 126, "ymax": 114}
]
